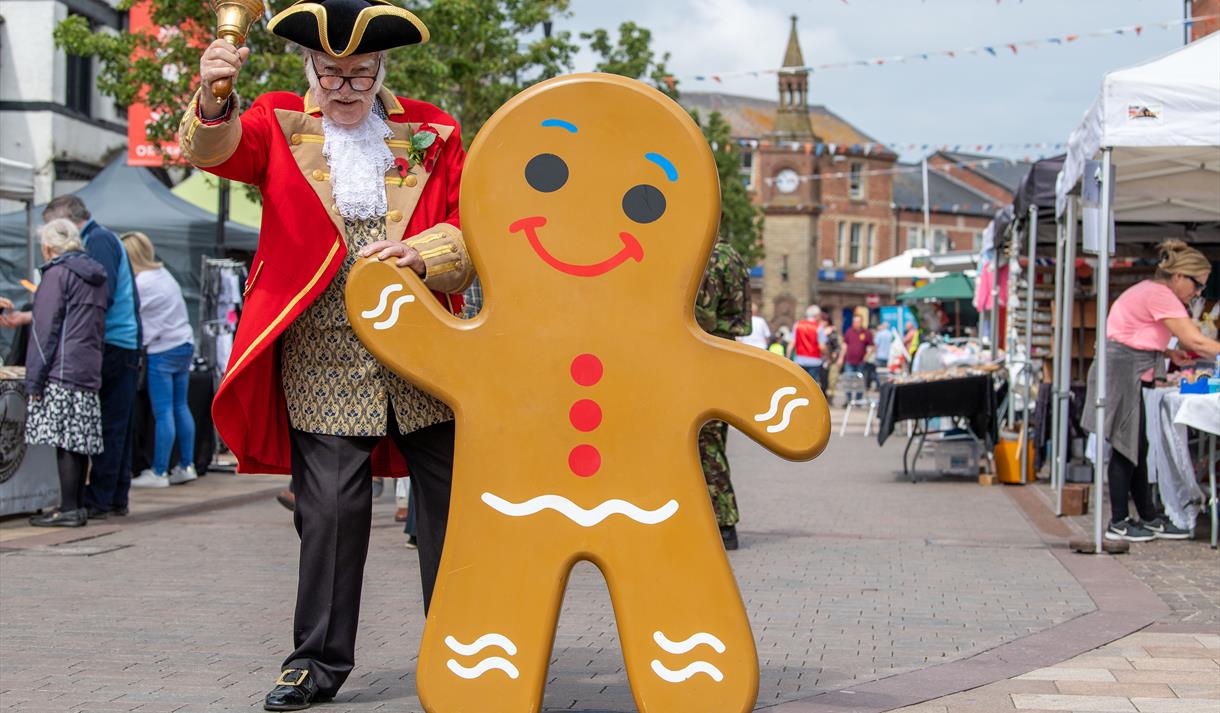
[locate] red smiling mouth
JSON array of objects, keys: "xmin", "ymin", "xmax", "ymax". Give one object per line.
[{"xmin": 508, "ymin": 216, "xmax": 644, "ymax": 277}]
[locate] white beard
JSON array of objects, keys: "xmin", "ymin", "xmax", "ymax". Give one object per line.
[{"xmin": 322, "ymin": 112, "xmax": 394, "ymax": 220}]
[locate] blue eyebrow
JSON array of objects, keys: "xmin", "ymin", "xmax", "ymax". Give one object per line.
[
  {"xmin": 645, "ymin": 152, "xmax": 678, "ymax": 182},
  {"xmin": 541, "ymin": 119, "xmax": 578, "ymax": 133}
]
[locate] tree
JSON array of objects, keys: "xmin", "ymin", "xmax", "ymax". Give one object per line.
[
  {"xmin": 585, "ymin": 23, "xmax": 763, "ymax": 263},
  {"xmin": 581, "ymin": 21, "xmax": 675, "ymax": 99},
  {"xmin": 55, "ymin": 0, "xmax": 579, "ymax": 153},
  {"xmin": 695, "ymin": 110, "xmax": 765, "ymax": 264}
]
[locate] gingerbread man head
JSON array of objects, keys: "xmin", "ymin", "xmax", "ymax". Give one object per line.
[{"xmin": 461, "ymin": 73, "xmax": 721, "ymax": 321}]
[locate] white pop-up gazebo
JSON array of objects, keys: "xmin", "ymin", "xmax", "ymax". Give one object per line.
[{"xmin": 1055, "ymin": 33, "xmax": 1220, "ymax": 554}]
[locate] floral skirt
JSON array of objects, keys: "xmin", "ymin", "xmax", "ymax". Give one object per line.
[{"xmin": 26, "ymin": 381, "xmax": 104, "ymax": 455}]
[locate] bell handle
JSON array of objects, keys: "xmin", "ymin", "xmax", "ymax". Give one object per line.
[{"xmin": 209, "ymin": 30, "xmax": 242, "ymax": 106}]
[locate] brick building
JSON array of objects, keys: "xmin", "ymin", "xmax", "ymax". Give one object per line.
[{"xmin": 680, "ymin": 17, "xmax": 1026, "ymax": 327}]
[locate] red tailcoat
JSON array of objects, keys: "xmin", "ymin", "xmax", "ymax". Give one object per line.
[{"xmin": 179, "ymin": 88, "xmax": 470, "ymax": 475}]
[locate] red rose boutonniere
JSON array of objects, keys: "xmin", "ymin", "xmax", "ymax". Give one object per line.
[{"xmin": 392, "ymin": 126, "xmax": 445, "ymax": 185}]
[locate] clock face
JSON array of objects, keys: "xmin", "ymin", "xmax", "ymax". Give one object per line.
[{"xmin": 775, "ymin": 168, "xmax": 800, "ymax": 194}]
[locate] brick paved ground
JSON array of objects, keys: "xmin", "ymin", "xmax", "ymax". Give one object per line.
[
  {"xmin": 889, "ymin": 631, "xmax": 1220, "ymax": 713},
  {"xmin": 1, "ymin": 417, "xmax": 1097, "ymax": 712}
]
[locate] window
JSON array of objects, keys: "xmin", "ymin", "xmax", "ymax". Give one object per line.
[
  {"xmin": 907, "ymin": 226, "xmax": 925, "ymax": 250},
  {"xmin": 933, "ymin": 229, "xmax": 951, "ymax": 254},
  {"xmin": 65, "ymin": 52, "xmax": 93, "ymax": 115},
  {"xmin": 971, "ymin": 231, "xmax": 983, "ymax": 252},
  {"xmin": 867, "ymin": 224, "xmax": 876, "ymax": 265},
  {"xmin": 836, "ymin": 222, "xmax": 847, "ymax": 265},
  {"xmin": 740, "ymin": 148, "xmax": 753, "ymax": 188},
  {"xmin": 849, "ymin": 223, "xmax": 862, "ymax": 266},
  {"xmin": 848, "ymin": 162, "xmax": 864, "ymax": 199}
]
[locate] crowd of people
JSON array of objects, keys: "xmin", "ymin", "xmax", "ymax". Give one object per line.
[
  {"xmin": 0, "ymin": 196, "xmax": 197, "ymax": 527},
  {"xmin": 736, "ymin": 302, "xmax": 923, "ymax": 404}
]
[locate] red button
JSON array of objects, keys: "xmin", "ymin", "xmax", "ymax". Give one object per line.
[
  {"xmin": 568, "ymin": 445, "xmax": 601, "ymax": 477},
  {"xmin": 569, "ymin": 399, "xmax": 602, "ymax": 432},
  {"xmin": 570, "ymin": 354, "xmax": 603, "ymax": 387}
]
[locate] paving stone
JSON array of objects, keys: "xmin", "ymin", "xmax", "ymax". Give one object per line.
[
  {"xmin": 1129, "ymin": 658, "xmax": 1219, "ymax": 672},
  {"xmin": 1017, "ymin": 667, "xmax": 1116, "ymax": 682},
  {"xmin": 1009, "ymin": 693, "xmax": 1137, "ymax": 712},
  {"xmin": 1131, "ymin": 698, "xmax": 1220, "ymax": 713},
  {"xmin": 1053, "ymin": 681, "xmax": 1174, "ymax": 697}
]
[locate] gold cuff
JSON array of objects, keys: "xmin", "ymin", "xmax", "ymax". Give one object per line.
[
  {"xmin": 179, "ymin": 88, "xmax": 243, "ymax": 168},
  {"xmin": 405, "ymin": 223, "xmax": 472, "ymax": 294}
]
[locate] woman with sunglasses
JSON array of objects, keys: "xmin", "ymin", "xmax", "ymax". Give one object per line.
[{"xmin": 1084, "ymin": 239, "xmax": 1219, "ymax": 543}]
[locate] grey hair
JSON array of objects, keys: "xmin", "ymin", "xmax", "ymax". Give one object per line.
[
  {"xmin": 42, "ymin": 195, "xmax": 90, "ymax": 223},
  {"xmin": 804, "ymin": 305, "xmax": 821, "ymax": 320},
  {"xmin": 39, "ymin": 218, "xmax": 83, "ymax": 256},
  {"xmin": 302, "ymin": 49, "xmax": 387, "ymax": 95}
]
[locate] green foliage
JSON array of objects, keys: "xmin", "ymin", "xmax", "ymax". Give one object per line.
[
  {"xmin": 694, "ymin": 110, "xmax": 765, "ymax": 264},
  {"xmin": 581, "ymin": 21, "xmax": 675, "ymax": 99},
  {"xmin": 54, "ymin": 0, "xmax": 578, "ymax": 154}
]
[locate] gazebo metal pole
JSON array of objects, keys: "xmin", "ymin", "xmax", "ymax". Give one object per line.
[
  {"xmin": 1093, "ymin": 149, "xmax": 1113, "ymax": 554},
  {"xmin": 1050, "ymin": 215, "xmax": 1066, "ymax": 510},
  {"xmin": 1020, "ymin": 205, "xmax": 1038, "ymax": 484},
  {"xmin": 25, "ymin": 201, "xmax": 35, "ymax": 280},
  {"xmin": 1007, "ymin": 224, "xmax": 1019, "ymax": 428},
  {"xmin": 1055, "ymin": 200, "xmax": 1078, "ymax": 516}
]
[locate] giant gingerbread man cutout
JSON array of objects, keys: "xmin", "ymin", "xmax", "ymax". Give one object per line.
[{"xmin": 346, "ymin": 73, "xmax": 830, "ymax": 713}]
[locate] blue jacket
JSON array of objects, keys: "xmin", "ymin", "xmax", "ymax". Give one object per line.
[
  {"xmin": 81, "ymin": 219, "xmax": 141, "ymax": 350},
  {"xmin": 25, "ymin": 251, "xmax": 108, "ymax": 395}
]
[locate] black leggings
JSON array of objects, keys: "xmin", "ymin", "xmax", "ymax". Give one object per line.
[
  {"xmin": 57, "ymin": 448, "xmax": 89, "ymax": 512},
  {"xmin": 1107, "ymin": 387, "xmax": 1158, "ymax": 525}
]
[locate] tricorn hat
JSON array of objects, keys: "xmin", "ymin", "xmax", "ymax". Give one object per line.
[{"xmin": 268, "ymin": 0, "xmax": 429, "ymax": 57}]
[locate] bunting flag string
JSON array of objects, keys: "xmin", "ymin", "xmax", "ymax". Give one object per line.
[
  {"xmin": 664, "ymin": 15, "xmax": 1214, "ymax": 85},
  {"xmin": 760, "ymin": 155, "xmax": 1056, "ymax": 187},
  {"xmin": 733, "ymin": 137, "xmax": 1065, "ymax": 157}
]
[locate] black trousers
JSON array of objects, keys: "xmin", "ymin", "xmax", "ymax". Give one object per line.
[
  {"xmin": 1107, "ymin": 387, "xmax": 1157, "ymax": 525},
  {"xmin": 85, "ymin": 345, "xmax": 140, "ymax": 512},
  {"xmin": 285, "ymin": 418, "xmax": 454, "ymax": 696}
]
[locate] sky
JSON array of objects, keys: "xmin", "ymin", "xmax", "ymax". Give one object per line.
[{"xmin": 560, "ymin": 0, "xmax": 1191, "ymax": 161}]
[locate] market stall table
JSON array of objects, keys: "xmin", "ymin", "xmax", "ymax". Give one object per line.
[
  {"xmin": 0, "ymin": 366, "xmax": 58, "ymax": 516},
  {"xmin": 876, "ymin": 367, "xmax": 1003, "ymax": 481},
  {"xmin": 1172, "ymin": 392, "xmax": 1219, "ymax": 549}
]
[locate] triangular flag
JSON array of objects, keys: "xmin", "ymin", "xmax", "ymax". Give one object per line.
[
  {"xmin": 1007, "ymin": 43, "xmax": 1018, "ymax": 54},
  {"xmin": 984, "ymin": 46, "xmax": 997, "ymax": 56}
]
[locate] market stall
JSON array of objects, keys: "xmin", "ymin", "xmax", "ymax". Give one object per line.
[{"xmin": 1055, "ymin": 33, "xmax": 1220, "ymax": 552}]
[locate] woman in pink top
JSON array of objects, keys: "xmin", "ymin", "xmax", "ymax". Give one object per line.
[{"xmin": 1084, "ymin": 240, "xmax": 1219, "ymax": 543}]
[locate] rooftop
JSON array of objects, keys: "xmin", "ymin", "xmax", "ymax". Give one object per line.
[
  {"xmin": 679, "ymin": 91, "xmax": 885, "ymax": 149},
  {"xmin": 938, "ymin": 151, "xmax": 1033, "ymax": 193},
  {"xmin": 892, "ymin": 165, "xmax": 999, "ymax": 216}
]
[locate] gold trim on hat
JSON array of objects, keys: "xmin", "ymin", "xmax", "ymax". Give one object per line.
[{"xmin": 268, "ymin": 0, "xmax": 430, "ymax": 58}]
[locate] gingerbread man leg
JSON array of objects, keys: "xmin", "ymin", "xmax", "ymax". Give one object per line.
[
  {"xmin": 600, "ymin": 515, "xmax": 758, "ymax": 713},
  {"xmin": 415, "ymin": 501, "xmax": 569, "ymax": 713}
]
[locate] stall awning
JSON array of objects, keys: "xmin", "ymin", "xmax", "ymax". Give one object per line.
[{"xmin": 899, "ymin": 272, "xmax": 975, "ymax": 302}]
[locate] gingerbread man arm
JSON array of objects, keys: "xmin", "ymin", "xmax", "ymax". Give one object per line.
[
  {"xmin": 695, "ymin": 336, "xmax": 831, "ymax": 461},
  {"xmin": 345, "ymin": 257, "xmax": 486, "ymax": 405}
]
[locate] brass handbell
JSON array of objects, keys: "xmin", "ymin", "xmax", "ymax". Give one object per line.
[{"xmin": 209, "ymin": 0, "xmax": 263, "ymax": 105}]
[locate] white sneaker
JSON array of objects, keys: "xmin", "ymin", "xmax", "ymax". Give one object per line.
[
  {"xmin": 131, "ymin": 469, "xmax": 170, "ymax": 488},
  {"xmin": 168, "ymin": 464, "xmax": 198, "ymax": 485}
]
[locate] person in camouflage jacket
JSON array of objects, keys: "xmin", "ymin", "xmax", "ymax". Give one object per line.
[{"xmin": 695, "ymin": 236, "xmax": 751, "ymax": 550}]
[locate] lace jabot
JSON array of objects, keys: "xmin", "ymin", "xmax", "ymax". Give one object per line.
[{"xmin": 322, "ymin": 113, "xmax": 395, "ymax": 220}]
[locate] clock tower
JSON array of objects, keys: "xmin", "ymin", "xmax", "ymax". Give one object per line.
[{"xmin": 758, "ymin": 15, "xmax": 822, "ymax": 327}]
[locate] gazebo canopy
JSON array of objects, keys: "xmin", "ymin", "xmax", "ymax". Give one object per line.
[{"xmin": 899, "ymin": 272, "xmax": 975, "ymax": 303}]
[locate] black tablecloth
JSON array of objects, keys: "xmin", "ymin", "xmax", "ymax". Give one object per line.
[{"xmin": 876, "ymin": 373, "xmax": 999, "ymax": 446}]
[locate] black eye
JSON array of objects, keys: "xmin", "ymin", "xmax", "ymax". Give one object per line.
[
  {"xmin": 622, "ymin": 184, "xmax": 666, "ymax": 224},
  {"xmin": 525, "ymin": 153, "xmax": 568, "ymax": 193}
]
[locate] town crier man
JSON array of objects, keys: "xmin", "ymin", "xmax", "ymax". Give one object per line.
[{"xmin": 178, "ymin": 0, "xmax": 472, "ymax": 708}]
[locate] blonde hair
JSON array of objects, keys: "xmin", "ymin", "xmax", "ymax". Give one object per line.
[
  {"xmin": 1155, "ymin": 239, "xmax": 1210, "ymax": 281},
  {"xmin": 120, "ymin": 231, "xmax": 163, "ymax": 271},
  {"xmin": 39, "ymin": 218, "xmax": 83, "ymax": 256}
]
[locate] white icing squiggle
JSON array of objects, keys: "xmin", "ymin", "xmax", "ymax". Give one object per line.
[
  {"xmin": 650, "ymin": 660, "xmax": 724, "ymax": 683},
  {"xmin": 445, "ymin": 633, "xmax": 518, "ymax": 657},
  {"xmin": 754, "ymin": 387, "xmax": 797, "ymax": 422},
  {"xmin": 652, "ymin": 631, "xmax": 727, "ymax": 655},
  {"xmin": 767, "ymin": 397, "xmax": 809, "ymax": 433},
  {"xmin": 446, "ymin": 657, "xmax": 520, "ymax": 680},
  {"xmin": 481, "ymin": 493, "xmax": 679, "ymax": 527},
  {"xmin": 372, "ymin": 294, "xmax": 416, "ymax": 330},
  {"xmin": 360, "ymin": 283, "xmax": 403, "ymax": 319}
]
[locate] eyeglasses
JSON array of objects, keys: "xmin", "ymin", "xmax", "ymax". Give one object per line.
[
  {"xmin": 1181, "ymin": 273, "xmax": 1206, "ymax": 293},
  {"xmin": 314, "ymin": 59, "xmax": 379, "ymax": 92}
]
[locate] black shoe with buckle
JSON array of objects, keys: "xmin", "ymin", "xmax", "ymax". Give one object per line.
[
  {"xmin": 264, "ymin": 669, "xmax": 328, "ymax": 711},
  {"xmin": 29, "ymin": 508, "xmax": 87, "ymax": 528}
]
